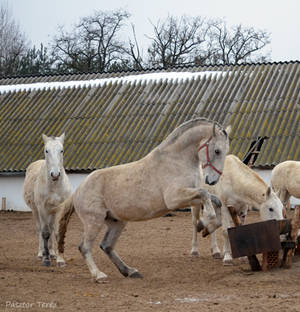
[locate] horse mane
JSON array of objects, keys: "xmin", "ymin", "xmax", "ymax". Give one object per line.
[
  {"xmin": 230, "ymin": 155, "xmax": 267, "ymax": 187},
  {"xmin": 160, "ymin": 118, "xmax": 224, "ymax": 148}
]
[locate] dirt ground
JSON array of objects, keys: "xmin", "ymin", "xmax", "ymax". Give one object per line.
[{"xmin": 1, "ymin": 210, "xmax": 300, "ymax": 312}]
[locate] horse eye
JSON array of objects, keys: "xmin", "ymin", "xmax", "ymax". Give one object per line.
[
  {"xmin": 45, "ymin": 150, "xmax": 48, "ymax": 153},
  {"xmin": 215, "ymin": 149, "xmax": 221, "ymax": 155},
  {"xmin": 61, "ymin": 150, "xmax": 64, "ymax": 153},
  {"xmin": 269, "ymin": 208, "xmax": 274, "ymax": 212}
]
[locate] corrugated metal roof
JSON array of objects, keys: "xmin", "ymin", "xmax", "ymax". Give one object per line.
[{"xmin": 0, "ymin": 61, "xmax": 299, "ymax": 173}]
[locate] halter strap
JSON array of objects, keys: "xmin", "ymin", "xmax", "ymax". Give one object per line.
[{"xmin": 198, "ymin": 137, "xmax": 223, "ymax": 176}]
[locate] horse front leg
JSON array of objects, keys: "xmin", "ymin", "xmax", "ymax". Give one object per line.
[
  {"xmin": 222, "ymin": 205, "xmax": 233, "ymax": 265},
  {"xmin": 48, "ymin": 232, "xmax": 57, "ymax": 260},
  {"xmin": 39, "ymin": 210, "xmax": 54, "ymax": 266},
  {"xmin": 191, "ymin": 206, "xmax": 201, "ymax": 256},
  {"xmin": 210, "ymin": 231, "xmax": 222, "ymax": 259},
  {"xmin": 165, "ymin": 187, "xmax": 219, "ymax": 235},
  {"xmin": 279, "ymin": 189, "xmax": 290, "ymax": 214},
  {"xmin": 31, "ymin": 205, "xmax": 44, "ymax": 259},
  {"xmin": 41, "ymin": 224, "xmax": 51, "ymax": 266}
]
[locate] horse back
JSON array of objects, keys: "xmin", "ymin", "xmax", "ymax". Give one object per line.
[{"xmin": 272, "ymin": 161, "xmax": 300, "ymax": 196}]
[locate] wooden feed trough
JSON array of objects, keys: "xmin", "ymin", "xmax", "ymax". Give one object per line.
[{"xmin": 228, "ymin": 205, "xmax": 300, "ymax": 271}]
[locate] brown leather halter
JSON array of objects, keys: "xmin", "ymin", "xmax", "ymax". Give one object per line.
[{"xmin": 198, "ymin": 136, "xmax": 223, "ymax": 176}]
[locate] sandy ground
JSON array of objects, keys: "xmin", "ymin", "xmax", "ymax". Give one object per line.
[{"xmin": 1, "ymin": 210, "xmax": 300, "ymax": 312}]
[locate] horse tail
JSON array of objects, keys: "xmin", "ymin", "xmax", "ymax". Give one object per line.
[{"xmin": 56, "ymin": 196, "xmax": 75, "ymax": 255}]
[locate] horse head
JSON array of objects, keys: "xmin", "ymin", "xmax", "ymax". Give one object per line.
[
  {"xmin": 42, "ymin": 133, "xmax": 65, "ymax": 182},
  {"xmin": 198, "ymin": 123, "xmax": 231, "ymax": 186},
  {"xmin": 259, "ymin": 186, "xmax": 284, "ymax": 220}
]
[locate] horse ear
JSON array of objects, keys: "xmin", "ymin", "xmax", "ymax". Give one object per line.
[
  {"xmin": 225, "ymin": 125, "xmax": 231, "ymax": 136},
  {"xmin": 266, "ymin": 186, "xmax": 271, "ymax": 198},
  {"xmin": 58, "ymin": 133, "xmax": 65, "ymax": 144},
  {"xmin": 213, "ymin": 122, "xmax": 217, "ymax": 137},
  {"xmin": 42, "ymin": 134, "xmax": 49, "ymax": 143}
]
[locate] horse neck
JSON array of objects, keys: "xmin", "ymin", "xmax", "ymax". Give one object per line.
[
  {"xmin": 160, "ymin": 124, "xmax": 212, "ymax": 163},
  {"xmin": 237, "ymin": 165, "xmax": 268, "ymax": 205}
]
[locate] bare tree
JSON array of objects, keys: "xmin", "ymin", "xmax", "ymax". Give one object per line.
[
  {"xmin": 205, "ymin": 19, "xmax": 271, "ymax": 64},
  {"xmin": 146, "ymin": 15, "xmax": 208, "ymax": 68},
  {"xmin": 52, "ymin": 9, "xmax": 130, "ymax": 73},
  {"xmin": 125, "ymin": 24, "xmax": 145, "ymax": 70},
  {"xmin": 0, "ymin": 3, "xmax": 29, "ymax": 76}
]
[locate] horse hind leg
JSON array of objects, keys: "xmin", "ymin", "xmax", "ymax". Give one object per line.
[
  {"xmin": 100, "ymin": 216, "xmax": 142, "ymax": 278},
  {"xmin": 78, "ymin": 218, "xmax": 107, "ymax": 282}
]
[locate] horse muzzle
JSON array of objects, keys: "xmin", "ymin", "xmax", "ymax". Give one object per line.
[
  {"xmin": 205, "ymin": 176, "xmax": 217, "ymax": 185},
  {"xmin": 51, "ymin": 171, "xmax": 60, "ymax": 181}
]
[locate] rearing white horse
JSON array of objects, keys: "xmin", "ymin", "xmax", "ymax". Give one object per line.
[
  {"xmin": 23, "ymin": 133, "xmax": 72, "ymax": 266},
  {"xmin": 56, "ymin": 118, "xmax": 230, "ymax": 282}
]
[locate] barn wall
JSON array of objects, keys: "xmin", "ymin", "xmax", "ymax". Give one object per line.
[
  {"xmin": 0, "ymin": 170, "xmax": 299, "ymax": 212},
  {"xmin": 0, "ymin": 174, "xmax": 87, "ymax": 212}
]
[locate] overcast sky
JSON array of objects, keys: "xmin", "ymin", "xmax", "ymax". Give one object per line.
[{"xmin": 5, "ymin": 0, "xmax": 300, "ymax": 62}]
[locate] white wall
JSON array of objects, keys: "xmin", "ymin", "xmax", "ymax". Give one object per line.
[
  {"xmin": 0, "ymin": 170, "xmax": 299, "ymax": 211},
  {"xmin": 0, "ymin": 174, "xmax": 87, "ymax": 211}
]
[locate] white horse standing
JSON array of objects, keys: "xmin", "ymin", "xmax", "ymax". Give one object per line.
[
  {"xmin": 191, "ymin": 154, "xmax": 284, "ymax": 264},
  {"xmin": 271, "ymin": 160, "xmax": 300, "ymax": 209},
  {"xmin": 56, "ymin": 118, "xmax": 230, "ymax": 282},
  {"xmin": 23, "ymin": 134, "xmax": 72, "ymax": 266}
]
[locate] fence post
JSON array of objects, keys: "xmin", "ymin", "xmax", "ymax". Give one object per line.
[{"xmin": 2, "ymin": 197, "xmax": 6, "ymax": 211}]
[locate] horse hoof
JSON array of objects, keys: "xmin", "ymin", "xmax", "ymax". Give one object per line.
[
  {"xmin": 212, "ymin": 252, "xmax": 222, "ymax": 259},
  {"xmin": 95, "ymin": 278, "xmax": 108, "ymax": 284},
  {"xmin": 37, "ymin": 255, "xmax": 43, "ymax": 260},
  {"xmin": 129, "ymin": 271, "xmax": 143, "ymax": 278},
  {"xmin": 223, "ymin": 259, "xmax": 233, "ymax": 266},
  {"xmin": 50, "ymin": 254, "xmax": 57, "ymax": 260},
  {"xmin": 57, "ymin": 261, "xmax": 66, "ymax": 268},
  {"xmin": 191, "ymin": 251, "xmax": 200, "ymax": 257},
  {"xmin": 43, "ymin": 259, "xmax": 51, "ymax": 267},
  {"xmin": 95, "ymin": 272, "xmax": 108, "ymax": 283}
]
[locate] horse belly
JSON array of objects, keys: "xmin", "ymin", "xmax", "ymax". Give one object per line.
[{"xmin": 108, "ymin": 194, "xmax": 167, "ymax": 221}]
